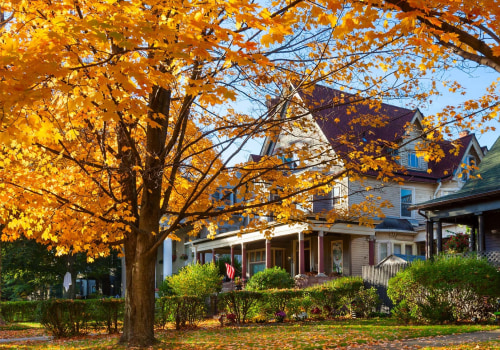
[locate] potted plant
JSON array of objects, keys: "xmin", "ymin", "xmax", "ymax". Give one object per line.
[{"xmin": 179, "ymin": 253, "xmax": 188, "ymax": 260}]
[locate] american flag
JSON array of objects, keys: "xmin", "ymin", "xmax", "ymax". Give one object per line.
[{"xmin": 225, "ymin": 263, "xmax": 235, "ymax": 280}]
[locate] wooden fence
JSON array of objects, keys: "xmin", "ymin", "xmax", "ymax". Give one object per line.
[{"xmin": 362, "ymin": 263, "xmax": 407, "ymax": 313}]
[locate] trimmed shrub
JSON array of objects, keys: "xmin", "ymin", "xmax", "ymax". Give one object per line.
[
  {"xmin": 388, "ymin": 255, "xmax": 500, "ymax": 323},
  {"xmin": 90, "ymin": 298, "xmax": 124, "ymax": 333},
  {"xmin": 38, "ymin": 299, "xmax": 89, "ymax": 337},
  {"xmin": 245, "ymin": 267, "xmax": 294, "ymax": 291},
  {"xmin": 0, "ymin": 300, "xmax": 40, "ymax": 322},
  {"xmin": 166, "ymin": 262, "xmax": 222, "ymax": 298},
  {"xmin": 218, "ymin": 291, "xmax": 262, "ymax": 323},
  {"xmin": 257, "ymin": 289, "xmax": 303, "ymax": 319},
  {"xmin": 156, "ymin": 296, "xmax": 205, "ymax": 330},
  {"xmin": 306, "ymin": 277, "xmax": 378, "ymax": 318}
]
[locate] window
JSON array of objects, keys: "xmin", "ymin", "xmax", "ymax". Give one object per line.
[
  {"xmin": 379, "ymin": 242, "xmax": 388, "ymax": 261},
  {"xmin": 248, "ymin": 249, "xmax": 285, "ymax": 276},
  {"xmin": 400, "ymin": 188, "xmax": 413, "ymax": 218},
  {"xmin": 405, "ymin": 245, "xmax": 413, "ymax": 255},
  {"xmin": 332, "ymin": 186, "xmax": 341, "ymax": 205},
  {"xmin": 393, "ymin": 243, "xmax": 402, "ymax": 255},
  {"xmin": 407, "ymin": 152, "xmax": 420, "ymax": 168},
  {"xmin": 461, "ymin": 155, "xmax": 476, "ymax": 182},
  {"xmin": 278, "ymin": 155, "xmax": 296, "ymax": 170}
]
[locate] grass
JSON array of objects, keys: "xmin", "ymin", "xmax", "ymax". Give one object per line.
[{"xmin": 0, "ymin": 318, "xmax": 498, "ymax": 349}]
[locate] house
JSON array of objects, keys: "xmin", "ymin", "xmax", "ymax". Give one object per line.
[
  {"xmin": 181, "ymin": 84, "xmax": 486, "ymax": 282},
  {"xmin": 413, "ymin": 136, "xmax": 500, "ymax": 265}
]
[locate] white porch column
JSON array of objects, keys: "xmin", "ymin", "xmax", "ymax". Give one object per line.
[
  {"xmin": 192, "ymin": 244, "xmax": 198, "ymax": 264},
  {"xmin": 298, "ymin": 232, "xmax": 305, "ymax": 276},
  {"xmin": 163, "ymin": 239, "xmax": 173, "ymax": 279},
  {"xmin": 317, "ymin": 231, "xmax": 327, "ymax": 277}
]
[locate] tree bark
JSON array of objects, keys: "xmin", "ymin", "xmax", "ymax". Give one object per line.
[
  {"xmin": 0, "ymin": 237, "xmax": 5, "ymax": 325},
  {"xmin": 119, "ymin": 234, "xmax": 157, "ymax": 347}
]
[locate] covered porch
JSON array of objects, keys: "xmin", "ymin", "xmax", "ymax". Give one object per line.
[
  {"xmin": 414, "ymin": 137, "xmax": 500, "ymax": 264},
  {"xmin": 187, "ymin": 222, "xmax": 375, "ymax": 282}
]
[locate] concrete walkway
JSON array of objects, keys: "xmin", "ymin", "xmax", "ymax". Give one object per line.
[
  {"xmin": 349, "ymin": 329, "xmax": 500, "ymax": 349},
  {"xmin": 0, "ymin": 335, "xmax": 53, "ymax": 343},
  {"xmin": 0, "ymin": 329, "xmax": 498, "ymax": 348}
]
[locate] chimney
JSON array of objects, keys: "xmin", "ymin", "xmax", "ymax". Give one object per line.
[{"xmin": 459, "ymin": 130, "xmax": 470, "ymax": 138}]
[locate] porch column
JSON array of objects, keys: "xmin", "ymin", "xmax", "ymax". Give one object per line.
[
  {"xmin": 163, "ymin": 239, "xmax": 173, "ymax": 279},
  {"xmin": 425, "ymin": 220, "xmax": 434, "ymax": 260},
  {"xmin": 470, "ymin": 223, "xmax": 477, "ymax": 252},
  {"xmin": 200, "ymin": 252, "xmax": 205, "ymax": 265},
  {"xmin": 368, "ymin": 237, "xmax": 375, "ymax": 266},
  {"xmin": 192, "ymin": 245, "xmax": 198, "ymax": 264},
  {"xmin": 298, "ymin": 232, "xmax": 305, "ymax": 276},
  {"xmin": 317, "ymin": 231, "xmax": 326, "ymax": 276},
  {"xmin": 436, "ymin": 220, "xmax": 443, "ymax": 254},
  {"xmin": 230, "ymin": 245, "xmax": 235, "ymax": 267},
  {"xmin": 212, "ymin": 249, "xmax": 216, "ymax": 264},
  {"xmin": 241, "ymin": 243, "xmax": 247, "ymax": 281},
  {"xmin": 265, "ymin": 239, "xmax": 272, "ymax": 269},
  {"xmin": 477, "ymin": 213, "xmax": 485, "ymax": 252}
]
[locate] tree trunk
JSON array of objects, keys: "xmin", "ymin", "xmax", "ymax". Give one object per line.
[
  {"xmin": 119, "ymin": 229, "xmax": 157, "ymax": 347},
  {"xmin": 0, "ymin": 237, "xmax": 4, "ymax": 325}
]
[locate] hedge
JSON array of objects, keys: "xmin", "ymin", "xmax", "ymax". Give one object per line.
[
  {"xmin": 388, "ymin": 255, "xmax": 500, "ymax": 323},
  {"xmin": 0, "ymin": 300, "xmax": 40, "ymax": 322},
  {"xmin": 155, "ymin": 296, "xmax": 205, "ymax": 330}
]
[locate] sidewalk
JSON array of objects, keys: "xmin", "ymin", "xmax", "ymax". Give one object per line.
[{"xmin": 349, "ymin": 329, "xmax": 500, "ymax": 349}]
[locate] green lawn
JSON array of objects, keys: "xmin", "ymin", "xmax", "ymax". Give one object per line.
[{"xmin": 0, "ymin": 318, "xmax": 498, "ymax": 349}]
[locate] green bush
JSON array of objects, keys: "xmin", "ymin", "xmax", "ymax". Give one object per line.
[
  {"xmin": 256, "ymin": 289, "xmax": 303, "ymax": 319},
  {"xmin": 88, "ymin": 298, "xmax": 124, "ymax": 333},
  {"xmin": 245, "ymin": 267, "xmax": 294, "ymax": 291},
  {"xmin": 0, "ymin": 300, "xmax": 41, "ymax": 322},
  {"xmin": 158, "ymin": 278, "xmax": 175, "ymax": 297},
  {"xmin": 156, "ymin": 296, "xmax": 205, "ymax": 330},
  {"xmin": 218, "ymin": 291, "xmax": 262, "ymax": 323},
  {"xmin": 388, "ymin": 255, "xmax": 500, "ymax": 323},
  {"xmin": 351, "ymin": 287, "xmax": 380, "ymax": 318},
  {"xmin": 38, "ymin": 299, "xmax": 89, "ymax": 337},
  {"xmin": 307, "ymin": 276, "xmax": 368, "ymax": 317},
  {"xmin": 166, "ymin": 262, "xmax": 222, "ymax": 298}
]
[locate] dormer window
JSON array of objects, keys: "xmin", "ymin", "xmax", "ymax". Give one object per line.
[{"xmin": 461, "ymin": 155, "xmax": 476, "ymax": 182}]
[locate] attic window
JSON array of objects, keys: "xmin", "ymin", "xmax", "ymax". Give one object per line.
[
  {"xmin": 461, "ymin": 155, "xmax": 476, "ymax": 182},
  {"xmin": 407, "ymin": 152, "xmax": 420, "ymax": 168}
]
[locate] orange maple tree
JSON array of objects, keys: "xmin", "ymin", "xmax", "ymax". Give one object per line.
[{"xmin": 1, "ymin": 0, "xmax": 499, "ymax": 346}]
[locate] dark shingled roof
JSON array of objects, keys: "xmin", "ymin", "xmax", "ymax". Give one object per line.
[
  {"xmin": 249, "ymin": 154, "xmax": 263, "ymax": 162},
  {"xmin": 375, "ymin": 218, "xmax": 415, "ymax": 232},
  {"xmin": 414, "ymin": 136, "xmax": 500, "ymax": 209},
  {"xmin": 294, "ymin": 84, "xmax": 477, "ymax": 183}
]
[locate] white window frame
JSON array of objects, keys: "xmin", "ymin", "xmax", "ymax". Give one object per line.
[
  {"xmin": 407, "ymin": 152, "xmax": 420, "ymax": 168},
  {"xmin": 400, "ymin": 187, "xmax": 414, "ymax": 218},
  {"xmin": 378, "ymin": 240, "xmax": 416, "ymax": 263},
  {"xmin": 461, "ymin": 155, "xmax": 476, "ymax": 182},
  {"xmin": 332, "ymin": 186, "xmax": 341, "ymax": 206},
  {"xmin": 378, "ymin": 241, "xmax": 390, "ymax": 262}
]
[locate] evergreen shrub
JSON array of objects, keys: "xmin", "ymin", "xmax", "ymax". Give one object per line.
[
  {"xmin": 245, "ymin": 267, "xmax": 294, "ymax": 291},
  {"xmin": 388, "ymin": 255, "xmax": 500, "ymax": 323}
]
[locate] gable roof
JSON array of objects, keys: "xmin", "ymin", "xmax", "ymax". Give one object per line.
[
  {"xmin": 292, "ymin": 84, "xmax": 481, "ymax": 183},
  {"xmin": 296, "ymin": 84, "xmax": 416, "ymax": 147},
  {"xmin": 414, "ymin": 136, "xmax": 500, "ymax": 210}
]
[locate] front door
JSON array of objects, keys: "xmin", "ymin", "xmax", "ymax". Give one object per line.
[{"xmin": 331, "ymin": 240, "xmax": 343, "ymax": 274}]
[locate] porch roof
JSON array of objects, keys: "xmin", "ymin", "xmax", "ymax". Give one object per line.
[{"xmin": 185, "ymin": 221, "xmax": 374, "ymax": 251}]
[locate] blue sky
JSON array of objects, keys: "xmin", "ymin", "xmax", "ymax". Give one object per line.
[{"xmin": 420, "ymin": 66, "xmax": 500, "ymax": 149}]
